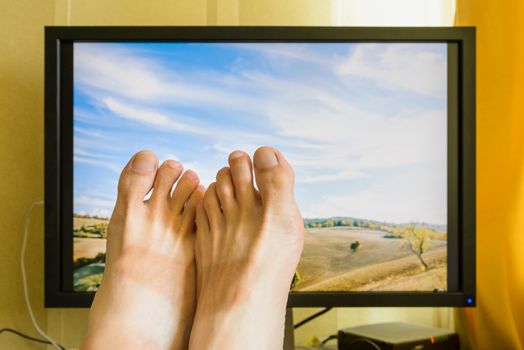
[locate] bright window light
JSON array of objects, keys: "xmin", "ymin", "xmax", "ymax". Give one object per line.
[{"xmin": 332, "ymin": 0, "xmax": 456, "ymax": 26}]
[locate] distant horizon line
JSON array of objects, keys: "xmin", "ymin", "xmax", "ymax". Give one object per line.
[{"xmin": 73, "ymin": 213, "xmax": 447, "ymax": 228}]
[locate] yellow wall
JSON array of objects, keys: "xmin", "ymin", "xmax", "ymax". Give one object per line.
[
  {"xmin": 1, "ymin": 1, "xmax": 459, "ymax": 349},
  {"xmin": 0, "ymin": 1, "xmax": 54, "ymax": 349}
]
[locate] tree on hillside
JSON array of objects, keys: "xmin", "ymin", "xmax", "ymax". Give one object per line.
[{"xmin": 399, "ymin": 224, "xmax": 434, "ymax": 271}]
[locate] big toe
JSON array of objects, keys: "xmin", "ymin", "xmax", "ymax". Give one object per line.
[
  {"xmin": 253, "ymin": 147, "xmax": 294, "ymax": 204},
  {"xmin": 116, "ymin": 150, "xmax": 159, "ymax": 205}
]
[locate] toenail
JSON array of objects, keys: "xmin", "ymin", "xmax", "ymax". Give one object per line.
[
  {"xmin": 229, "ymin": 150, "xmax": 245, "ymax": 160},
  {"xmin": 130, "ymin": 152, "xmax": 157, "ymax": 174},
  {"xmin": 185, "ymin": 170, "xmax": 199, "ymax": 180},
  {"xmin": 255, "ymin": 149, "xmax": 279, "ymax": 169},
  {"xmin": 218, "ymin": 167, "xmax": 230, "ymax": 175},
  {"xmin": 165, "ymin": 160, "xmax": 182, "ymax": 170}
]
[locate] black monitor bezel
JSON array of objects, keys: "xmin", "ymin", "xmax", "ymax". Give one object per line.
[{"xmin": 44, "ymin": 26, "xmax": 476, "ymax": 308}]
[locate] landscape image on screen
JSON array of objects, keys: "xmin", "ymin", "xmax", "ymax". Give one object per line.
[{"xmin": 73, "ymin": 42, "xmax": 448, "ymax": 293}]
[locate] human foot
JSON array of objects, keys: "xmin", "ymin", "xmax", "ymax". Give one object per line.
[
  {"xmin": 189, "ymin": 147, "xmax": 304, "ymax": 350},
  {"xmin": 82, "ymin": 151, "xmax": 205, "ymax": 350}
]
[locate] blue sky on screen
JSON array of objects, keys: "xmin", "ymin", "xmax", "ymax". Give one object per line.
[{"xmin": 73, "ymin": 42, "xmax": 447, "ymax": 225}]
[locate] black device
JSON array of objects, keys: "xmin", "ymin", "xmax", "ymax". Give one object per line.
[
  {"xmin": 44, "ymin": 26, "xmax": 475, "ymax": 308},
  {"xmin": 338, "ymin": 322, "xmax": 460, "ymax": 350}
]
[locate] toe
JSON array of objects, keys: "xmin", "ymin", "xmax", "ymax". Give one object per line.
[
  {"xmin": 253, "ymin": 147, "xmax": 295, "ymax": 203},
  {"xmin": 228, "ymin": 150, "xmax": 258, "ymax": 204},
  {"xmin": 181, "ymin": 185, "xmax": 206, "ymax": 233},
  {"xmin": 195, "ymin": 201, "xmax": 208, "ymax": 301},
  {"xmin": 116, "ymin": 150, "xmax": 159, "ymax": 204},
  {"xmin": 196, "ymin": 201, "xmax": 209, "ymax": 234},
  {"xmin": 203, "ymin": 182, "xmax": 223, "ymax": 230},
  {"xmin": 215, "ymin": 167, "xmax": 236, "ymax": 212},
  {"xmin": 171, "ymin": 170, "xmax": 200, "ymax": 213},
  {"xmin": 150, "ymin": 160, "xmax": 183, "ymax": 203}
]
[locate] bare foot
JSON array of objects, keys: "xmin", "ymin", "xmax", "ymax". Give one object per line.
[
  {"xmin": 81, "ymin": 151, "xmax": 205, "ymax": 350},
  {"xmin": 189, "ymin": 147, "xmax": 304, "ymax": 350}
]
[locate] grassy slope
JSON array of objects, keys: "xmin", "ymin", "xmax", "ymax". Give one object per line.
[{"xmin": 294, "ymin": 227, "xmax": 447, "ymax": 292}]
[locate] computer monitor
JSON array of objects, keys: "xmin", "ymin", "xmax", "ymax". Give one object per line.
[{"xmin": 44, "ymin": 26, "xmax": 475, "ymax": 307}]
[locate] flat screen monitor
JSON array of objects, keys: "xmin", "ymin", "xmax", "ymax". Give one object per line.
[{"xmin": 44, "ymin": 27, "xmax": 475, "ymax": 307}]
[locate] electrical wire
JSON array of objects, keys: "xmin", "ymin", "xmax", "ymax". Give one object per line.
[
  {"xmin": 294, "ymin": 308, "xmax": 333, "ymax": 329},
  {"xmin": 320, "ymin": 334, "xmax": 337, "ymax": 346},
  {"xmin": 0, "ymin": 328, "xmax": 64, "ymax": 349},
  {"xmin": 20, "ymin": 200, "xmax": 62, "ymax": 349},
  {"xmin": 347, "ymin": 338, "xmax": 382, "ymax": 350}
]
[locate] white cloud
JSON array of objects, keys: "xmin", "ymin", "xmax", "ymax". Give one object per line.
[
  {"xmin": 75, "ymin": 44, "xmax": 170, "ymax": 101},
  {"xmin": 73, "ymin": 145, "xmax": 126, "ymax": 173},
  {"xmin": 232, "ymin": 43, "xmax": 328, "ymax": 65},
  {"xmin": 303, "ymin": 166, "xmax": 447, "ymax": 225},
  {"xmin": 74, "ymin": 156, "xmax": 121, "ymax": 173},
  {"xmin": 298, "ymin": 170, "xmax": 365, "ymax": 184},
  {"xmin": 91, "ymin": 208, "xmax": 113, "ymax": 218},
  {"xmin": 337, "ymin": 43, "xmax": 446, "ymax": 97},
  {"xmin": 81, "ymin": 190, "xmax": 117, "ymax": 202},
  {"xmin": 240, "ymin": 68, "xmax": 446, "ymax": 186},
  {"xmin": 76, "ymin": 208, "xmax": 113, "ymax": 218},
  {"xmin": 74, "ymin": 147, "xmax": 121, "ymax": 160},
  {"xmin": 75, "ymin": 195, "xmax": 115, "ymax": 208},
  {"xmin": 103, "ymin": 97, "xmax": 207, "ymax": 135},
  {"xmin": 75, "ymin": 43, "xmax": 258, "ymax": 113},
  {"xmin": 74, "ymin": 127, "xmax": 109, "ymax": 139}
]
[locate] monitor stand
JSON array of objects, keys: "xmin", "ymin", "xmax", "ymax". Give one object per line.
[{"xmin": 283, "ymin": 308, "xmax": 295, "ymax": 350}]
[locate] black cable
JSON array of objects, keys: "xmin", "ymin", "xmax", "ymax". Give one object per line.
[
  {"xmin": 320, "ymin": 334, "xmax": 337, "ymax": 345},
  {"xmin": 294, "ymin": 307, "xmax": 333, "ymax": 329},
  {"xmin": 0, "ymin": 328, "xmax": 65, "ymax": 349},
  {"xmin": 347, "ymin": 338, "xmax": 382, "ymax": 350}
]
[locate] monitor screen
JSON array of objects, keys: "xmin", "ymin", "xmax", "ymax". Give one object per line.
[
  {"xmin": 45, "ymin": 27, "xmax": 475, "ymax": 307},
  {"xmin": 72, "ymin": 42, "xmax": 447, "ymax": 293}
]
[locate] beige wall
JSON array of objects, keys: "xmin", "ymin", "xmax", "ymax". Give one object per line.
[{"xmin": 0, "ymin": 1, "xmax": 452, "ymax": 349}]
